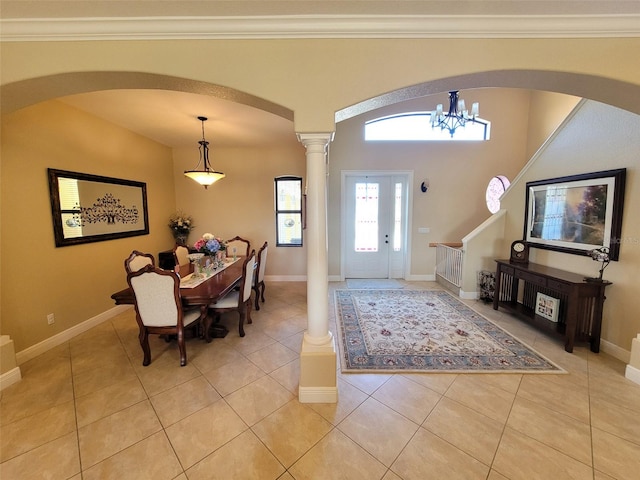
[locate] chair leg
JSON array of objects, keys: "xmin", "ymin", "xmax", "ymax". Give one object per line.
[
  {"xmin": 177, "ymin": 329, "xmax": 187, "ymax": 367},
  {"xmin": 260, "ymin": 281, "xmax": 266, "ymax": 305},
  {"xmin": 253, "ymin": 285, "xmax": 260, "ymax": 311},
  {"xmin": 238, "ymin": 306, "xmax": 246, "ymax": 337},
  {"xmin": 139, "ymin": 328, "xmax": 151, "ymax": 366}
]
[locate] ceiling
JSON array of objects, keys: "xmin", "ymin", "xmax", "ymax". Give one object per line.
[
  {"xmin": 59, "ymin": 90, "xmax": 298, "ymax": 148},
  {"xmin": 4, "ymin": 1, "xmax": 639, "ymax": 149}
]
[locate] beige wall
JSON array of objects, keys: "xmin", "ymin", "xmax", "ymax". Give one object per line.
[
  {"xmin": 1, "ymin": 101, "xmax": 176, "ymax": 351},
  {"xmin": 499, "ymin": 100, "xmax": 640, "ymax": 351},
  {"xmin": 2, "ymin": 35, "xmax": 640, "ymax": 354},
  {"xmin": 172, "ymin": 144, "xmax": 308, "ymax": 277},
  {"xmin": 525, "ymin": 91, "xmax": 581, "ymax": 160},
  {"xmin": 328, "ymin": 88, "xmax": 532, "ymax": 277},
  {"xmin": 3, "ymin": 38, "xmax": 640, "ymax": 128},
  {"xmin": 460, "ymin": 91, "xmax": 583, "ymax": 291}
]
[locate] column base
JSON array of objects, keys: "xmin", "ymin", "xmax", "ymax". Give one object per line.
[
  {"xmin": 626, "ymin": 334, "xmax": 640, "ymax": 385},
  {"xmin": 298, "ymin": 334, "xmax": 337, "ymax": 403},
  {"xmin": 625, "ymin": 364, "xmax": 640, "ymax": 386}
]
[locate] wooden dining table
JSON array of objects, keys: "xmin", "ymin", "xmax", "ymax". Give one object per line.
[{"xmin": 111, "ymin": 258, "xmax": 244, "ymax": 342}]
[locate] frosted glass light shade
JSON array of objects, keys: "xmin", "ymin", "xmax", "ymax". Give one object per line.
[{"xmin": 184, "ymin": 170, "xmax": 225, "ymax": 188}]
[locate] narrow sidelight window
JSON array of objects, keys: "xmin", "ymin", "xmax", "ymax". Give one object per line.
[{"xmin": 275, "ymin": 176, "xmax": 303, "ymax": 246}]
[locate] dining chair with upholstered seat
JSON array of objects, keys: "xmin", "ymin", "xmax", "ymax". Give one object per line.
[
  {"xmin": 253, "ymin": 241, "xmax": 268, "ymax": 311},
  {"xmin": 225, "ymin": 236, "xmax": 251, "ymax": 259},
  {"xmin": 127, "ymin": 265, "xmax": 204, "ymax": 366},
  {"xmin": 173, "ymin": 244, "xmax": 190, "ymax": 269},
  {"xmin": 124, "ymin": 250, "xmax": 155, "ymax": 274},
  {"xmin": 208, "ymin": 250, "xmax": 255, "ymax": 338}
]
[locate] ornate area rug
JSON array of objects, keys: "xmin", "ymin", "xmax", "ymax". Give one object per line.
[{"xmin": 335, "ymin": 289, "xmax": 564, "ymax": 374}]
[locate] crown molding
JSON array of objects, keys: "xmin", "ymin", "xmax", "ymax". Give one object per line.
[{"xmin": 2, "ymin": 14, "xmax": 640, "ymax": 42}]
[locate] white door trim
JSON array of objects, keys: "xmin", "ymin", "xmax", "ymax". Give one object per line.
[{"xmin": 340, "ymin": 170, "xmax": 413, "ymax": 281}]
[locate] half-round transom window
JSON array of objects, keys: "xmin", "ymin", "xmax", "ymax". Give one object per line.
[{"xmin": 365, "ymin": 112, "xmax": 491, "ymax": 141}]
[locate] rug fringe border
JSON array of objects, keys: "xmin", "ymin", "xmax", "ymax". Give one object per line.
[{"xmin": 339, "ymin": 369, "xmax": 567, "ymax": 374}]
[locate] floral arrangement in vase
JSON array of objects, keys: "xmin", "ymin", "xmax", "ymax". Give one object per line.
[
  {"xmin": 193, "ymin": 233, "xmax": 227, "ymax": 257},
  {"xmin": 168, "ymin": 212, "xmax": 194, "ymax": 245}
]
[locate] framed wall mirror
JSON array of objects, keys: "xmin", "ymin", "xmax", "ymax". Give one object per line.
[{"xmin": 48, "ymin": 169, "xmax": 149, "ymax": 247}]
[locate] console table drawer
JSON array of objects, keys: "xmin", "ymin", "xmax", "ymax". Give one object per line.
[
  {"xmin": 548, "ymin": 279, "xmax": 571, "ymax": 294},
  {"xmin": 516, "ymin": 270, "xmax": 547, "ymax": 287}
]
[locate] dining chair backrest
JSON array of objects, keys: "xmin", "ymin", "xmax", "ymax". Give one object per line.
[
  {"xmin": 241, "ymin": 250, "xmax": 256, "ymax": 303},
  {"xmin": 208, "ymin": 249, "xmax": 256, "ymax": 338},
  {"xmin": 256, "ymin": 241, "xmax": 268, "ymax": 283},
  {"xmin": 173, "ymin": 245, "xmax": 190, "ymax": 268},
  {"xmin": 242, "ymin": 250, "xmax": 256, "ymax": 302},
  {"xmin": 127, "ymin": 264, "xmax": 202, "ymax": 367},
  {"xmin": 253, "ymin": 242, "xmax": 268, "ymax": 311},
  {"xmin": 225, "ymin": 236, "xmax": 251, "ymax": 258},
  {"xmin": 128, "ymin": 265, "xmax": 181, "ymax": 327},
  {"xmin": 124, "ymin": 250, "xmax": 155, "ymax": 274}
]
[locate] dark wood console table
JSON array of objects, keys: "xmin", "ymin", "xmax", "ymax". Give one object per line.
[{"xmin": 493, "ymin": 260, "xmax": 611, "ymax": 353}]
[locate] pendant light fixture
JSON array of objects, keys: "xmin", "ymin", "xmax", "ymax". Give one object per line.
[
  {"xmin": 430, "ymin": 90, "xmax": 479, "ymax": 138},
  {"xmin": 184, "ymin": 116, "xmax": 225, "ymax": 189}
]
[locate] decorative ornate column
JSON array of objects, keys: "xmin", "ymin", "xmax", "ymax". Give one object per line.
[{"xmin": 297, "ymin": 133, "xmax": 337, "ymax": 403}]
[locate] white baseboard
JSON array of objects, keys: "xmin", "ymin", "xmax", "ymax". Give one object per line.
[
  {"xmin": 0, "ymin": 367, "xmax": 22, "ymax": 391},
  {"xmin": 16, "ymin": 305, "xmax": 132, "ymax": 365},
  {"xmin": 298, "ymin": 386, "xmax": 338, "ymax": 403},
  {"xmin": 459, "ymin": 290, "xmax": 479, "ymax": 300},
  {"xmin": 599, "ymin": 338, "xmax": 631, "ymax": 364},
  {"xmin": 625, "ymin": 364, "xmax": 640, "ymax": 385},
  {"xmin": 405, "ymin": 274, "xmax": 436, "ymax": 281}
]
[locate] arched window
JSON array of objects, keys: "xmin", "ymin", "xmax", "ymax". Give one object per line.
[{"xmin": 365, "ymin": 112, "xmax": 490, "ymax": 141}]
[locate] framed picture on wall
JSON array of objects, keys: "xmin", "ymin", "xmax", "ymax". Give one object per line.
[
  {"xmin": 524, "ymin": 168, "xmax": 626, "ymax": 260},
  {"xmin": 48, "ymin": 169, "xmax": 149, "ymax": 247}
]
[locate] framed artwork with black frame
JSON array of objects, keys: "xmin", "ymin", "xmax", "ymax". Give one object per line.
[
  {"xmin": 48, "ymin": 168, "xmax": 149, "ymax": 247},
  {"xmin": 524, "ymin": 168, "xmax": 626, "ymax": 261}
]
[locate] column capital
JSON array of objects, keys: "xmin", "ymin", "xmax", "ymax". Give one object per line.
[{"xmin": 296, "ymin": 132, "xmax": 335, "ymax": 149}]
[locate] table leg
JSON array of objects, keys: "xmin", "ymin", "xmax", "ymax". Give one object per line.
[
  {"xmin": 201, "ymin": 306, "xmax": 213, "ymax": 343},
  {"xmin": 564, "ymin": 289, "xmax": 579, "ymax": 353},
  {"xmin": 590, "ymin": 289, "xmax": 606, "ymax": 353},
  {"xmin": 493, "ymin": 267, "xmax": 502, "ymax": 310}
]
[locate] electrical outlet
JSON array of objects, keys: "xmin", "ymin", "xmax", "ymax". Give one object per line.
[{"xmin": 47, "ymin": 313, "xmax": 55, "ymax": 325}]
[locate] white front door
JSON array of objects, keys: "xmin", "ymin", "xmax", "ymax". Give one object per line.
[{"xmin": 344, "ymin": 174, "xmax": 406, "ymax": 278}]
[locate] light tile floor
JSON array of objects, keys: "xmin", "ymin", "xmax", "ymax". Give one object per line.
[{"xmin": 2, "ymin": 281, "xmax": 639, "ymax": 479}]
